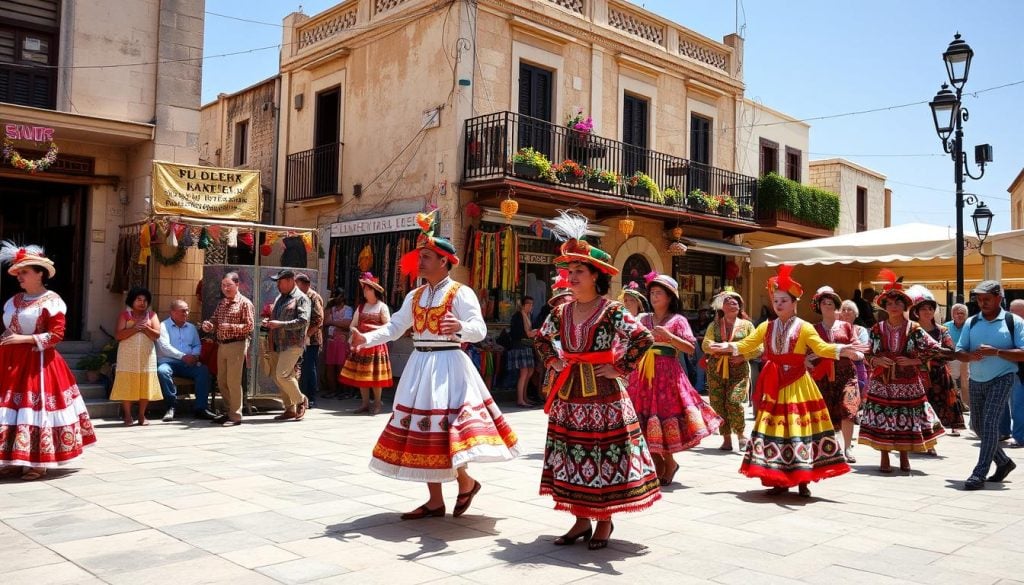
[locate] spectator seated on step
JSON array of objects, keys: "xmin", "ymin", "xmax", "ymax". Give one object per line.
[{"xmin": 156, "ymin": 299, "xmax": 215, "ymax": 421}]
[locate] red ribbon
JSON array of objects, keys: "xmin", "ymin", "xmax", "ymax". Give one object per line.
[
  {"xmin": 543, "ymin": 350, "xmax": 616, "ymax": 413},
  {"xmin": 753, "ymin": 353, "xmax": 808, "ymax": 408}
]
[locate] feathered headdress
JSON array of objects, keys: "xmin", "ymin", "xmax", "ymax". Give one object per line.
[
  {"xmin": 711, "ymin": 286, "xmax": 743, "ymax": 312},
  {"xmin": 398, "ymin": 208, "xmax": 460, "ymax": 280},
  {"xmin": 0, "ymin": 240, "xmax": 55, "ymax": 277},
  {"xmin": 766, "ymin": 264, "xmax": 803, "ymax": 299},
  {"xmin": 875, "ymin": 268, "xmax": 912, "ymax": 309},
  {"xmin": 549, "ymin": 210, "xmax": 618, "ymax": 275}
]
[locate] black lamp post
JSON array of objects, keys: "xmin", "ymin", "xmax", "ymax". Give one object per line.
[{"xmin": 929, "ymin": 33, "xmax": 993, "ymax": 303}]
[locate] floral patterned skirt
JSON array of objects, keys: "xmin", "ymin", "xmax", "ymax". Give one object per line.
[
  {"xmin": 859, "ymin": 376, "xmax": 945, "ymax": 452},
  {"xmin": 541, "ymin": 376, "xmax": 661, "ymax": 520},
  {"xmin": 627, "ymin": 356, "xmax": 723, "ymax": 453}
]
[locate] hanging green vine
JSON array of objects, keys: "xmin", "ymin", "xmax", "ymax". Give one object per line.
[{"xmin": 151, "ymin": 244, "xmax": 186, "ymax": 266}]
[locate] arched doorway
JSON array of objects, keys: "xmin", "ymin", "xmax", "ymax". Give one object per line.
[{"xmin": 622, "ymin": 253, "xmax": 652, "ymax": 290}]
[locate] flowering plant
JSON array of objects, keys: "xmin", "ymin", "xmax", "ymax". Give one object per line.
[
  {"xmin": 687, "ymin": 189, "xmax": 718, "ymax": 211},
  {"xmin": 2, "ymin": 137, "xmax": 59, "ymax": 173},
  {"xmin": 663, "ymin": 187, "xmax": 682, "ymax": 204},
  {"xmin": 511, "ymin": 147, "xmax": 555, "ymax": 181},
  {"xmin": 585, "ymin": 167, "xmax": 619, "ymax": 187},
  {"xmin": 553, "ymin": 159, "xmax": 585, "ymax": 182},
  {"xmin": 738, "ymin": 202, "xmax": 754, "ymax": 217},
  {"xmin": 566, "ymin": 107, "xmax": 593, "ymax": 134},
  {"xmin": 715, "ymin": 194, "xmax": 739, "ymax": 216},
  {"xmin": 625, "ymin": 171, "xmax": 664, "ymax": 203}
]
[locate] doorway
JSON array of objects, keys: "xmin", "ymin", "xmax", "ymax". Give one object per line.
[
  {"xmin": 313, "ymin": 87, "xmax": 341, "ymax": 196},
  {"xmin": 517, "ymin": 62, "xmax": 553, "ymax": 158},
  {"xmin": 0, "ymin": 179, "xmax": 86, "ymax": 338}
]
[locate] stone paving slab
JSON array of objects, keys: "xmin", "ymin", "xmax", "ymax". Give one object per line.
[{"xmin": 2, "ymin": 398, "xmax": 1023, "ymax": 584}]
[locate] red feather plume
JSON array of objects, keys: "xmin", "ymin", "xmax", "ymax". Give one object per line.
[
  {"xmin": 399, "ymin": 249, "xmax": 420, "ymax": 281},
  {"xmin": 878, "ymin": 268, "xmax": 899, "ymax": 290},
  {"xmin": 776, "ymin": 264, "xmax": 795, "ymax": 292}
]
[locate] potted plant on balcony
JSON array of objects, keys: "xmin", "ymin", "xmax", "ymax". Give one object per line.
[
  {"xmin": 553, "ymin": 159, "xmax": 586, "ymax": 184},
  {"xmin": 585, "ymin": 167, "xmax": 619, "ymax": 191},
  {"xmin": 625, "ymin": 171, "xmax": 664, "ymax": 203},
  {"xmin": 566, "ymin": 107, "xmax": 594, "ymax": 145},
  {"xmin": 511, "ymin": 147, "xmax": 554, "ymax": 181},
  {"xmin": 663, "ymin": 187, "xmax": 682, "ymax": 206},
  {"xmin": 687, "ymin": 189, "xmax": 718, "ymax": 213},
  {"xmin": 738, "ymin": 202, "xmax": 755, "ymax": 219},
  {"xmin": 715, "ymin": 194, "xmax": 739, "ymax": 217}
]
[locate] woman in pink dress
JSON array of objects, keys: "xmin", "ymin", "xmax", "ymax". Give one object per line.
[
  {"xmin": 0, "ymin": 242, "xmax": 96, "ymax": 480},
  {"xmin": 628, "ymin": 272, "xmax": 723, "ymax": 485}
]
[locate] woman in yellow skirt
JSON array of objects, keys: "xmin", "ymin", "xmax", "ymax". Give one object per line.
[
  {"xmin": 708, "ymin": 266, "xmax": 867, "ymax": 497},
  {"xmin": 109, "ymin": 286, "xmax": 163, "ymax": 426}
]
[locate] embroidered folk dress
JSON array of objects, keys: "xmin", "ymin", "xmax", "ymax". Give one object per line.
[
  {"xmin": 809, "ymin": 320, "xmax": 862, "ymax": 426},
  {"xmin": 0, "ymin": 291, "xmax": 96, "ymax": 466},
  {"xmin": 922, "ymin": 325, "xmax": 966, "ymax": 431},
  {"xmin": 534, "ymin": 298, "xmax": 661, "ymax": 520},
  {"xmin": 702, "ymin": 317, "xmax": 760, "ymax": 436},
  {"xmin": 361, "ymin": 278, "xmax": 520, "ymax": 482},
  {"xmin": 859, "ymin": 320, "xmax": 945, "ymax": 452},
  {"xmin": 339, "ymin": 302, "xmax": 393, "ymax": 388},
  {"xmin": 730, "ymin": 318, "xmax": 850, "ymax": 488},
  {"xmin": 627, "ymin": 313, "xmax": 723, "ymax": 453},
  {"xmin": 109, "ymin": 309, "xmax": 162, "ymax": 401}
]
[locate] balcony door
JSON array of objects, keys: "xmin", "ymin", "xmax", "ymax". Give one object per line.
[
  {"xmin": 689, "ymin": 114, "xmax": 712, "ymax": 194},
  {"xmin": 517, "ymin": 62, "xmax": 552, "ymax": 157},
  {"xmin": 623, "ymin": 94, "xmax": 649, "ymax": 177},
  {"xmin": 313, "ymin": 88, "xmax": 341, "ymax": 196}
]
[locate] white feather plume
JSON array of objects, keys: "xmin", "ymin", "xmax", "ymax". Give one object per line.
[
  {"xmin": 547, "ymin": 210, "xmax": 589, "ymax": 243},
  {"xmin": 0, "ymin": 240, "xmax": 44, "ymax": 267}
]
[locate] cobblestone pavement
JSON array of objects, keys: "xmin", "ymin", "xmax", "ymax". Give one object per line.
[{"xmin": 3, "ymin": 400, "xmax": 1024, "ymax": 585}]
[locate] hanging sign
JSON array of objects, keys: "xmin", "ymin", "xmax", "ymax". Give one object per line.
[
  {"xmin": 520, "ymin": 252, "xmax": 554, "ymax": 264},
  {"xmin": 152, "ymin": 161, "xmax": 260, "ymax": 221},
  {"xmin": 330, "ymin": 213, "xmax": 420, "ymax": 237}
]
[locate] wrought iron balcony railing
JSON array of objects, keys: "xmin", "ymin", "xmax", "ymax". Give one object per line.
[
  {"xmin": 285, "ymin": 141, "xmax": 343, "ymax": 202},
  {"xmin": 463, "ymin": 111, "xmax": 757, "ymax": 221}
]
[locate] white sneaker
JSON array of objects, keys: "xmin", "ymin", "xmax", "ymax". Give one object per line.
[{"xmin": 162, "ymin": 408, "xmax": 175, "ymax": 422}]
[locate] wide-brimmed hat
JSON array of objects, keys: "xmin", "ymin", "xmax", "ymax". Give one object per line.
[
  {"xmin": 644, "ymin": 272, "xmax": 680, "ymax": 300},
  {"xmin": 711, "ymin": 287, "xmax": 744, "ymax": 312},
  {"xmin": 357, "ymin": 272, "xmax": 385, "ymax": 294},
  {"xmin": 811, "ymin": 286, "xmax": 842, "ymax": 314},
  {"xmin": 549, "ymin": 210, "xmax": 619, "ymax": 275},
  {"xmin": 399, "ymin": 210, "xmax": 460, "ymax": 280},
  {"xmin": 906, "ymin": 284, "xmax": 938, "ymax": 319},
  {"xmin": 875, "ymin": 268, "xmax": 913, "ymax": 309},
  {"xmin": 766, "ymin": 264, "xmax": 803, "ymax": 299},
  {"xmin": 0, "ymin": 241, "xmax": 56, "ymax": 278}
]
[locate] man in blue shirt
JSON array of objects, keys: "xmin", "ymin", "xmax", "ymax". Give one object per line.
[
  {"xmin": 156, "ymin": 300, "xmax": 214, "ymax": 421},
  {"xmin": 956, "ymin": 281, "xmax": 1024, "ymax": 490}
]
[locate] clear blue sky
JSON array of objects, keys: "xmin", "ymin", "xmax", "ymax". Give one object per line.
[{"xmin": 202, "ymin": 0, "xmax": 1024, "ymax": 232}]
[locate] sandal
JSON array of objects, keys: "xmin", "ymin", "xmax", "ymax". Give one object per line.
[
  {"xmin": 21, "ymin": 468, "xmax": 46, "ymax": 481},
  {"xmin": 452, "ymin": 480, "xmax": 481, "ymax": 518},
  {"xmin": 588, "ymin": 521, "xmax": 614, "ymax": 551},
  {"xmin": 294, "ymin": 396, "xmax": 309, "ymax": 421},
  {"xmin": 660, "ymin": 462, "xmax": 680, "ymax": 486},
  {"xmin": 553, "ymin": 525, "xmax": 592, "ymax": 546},
  {"xmin": 400, "ymin": 502, "xmax": 445, "ymax": 520}
]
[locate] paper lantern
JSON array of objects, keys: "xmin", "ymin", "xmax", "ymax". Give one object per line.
[
  {"xmin": 725, "ymin": 260, "xmax": 740, "ymax": 280},
  {"xmin": 668, "ymin": 241, "xmax": 687, "ymax": 256},
  {"xmin": 500, "ymin": 197, "xmax": 518, "ymax": 220},
  {"xmin": 671, "ymin": 226, "xmax": 684, "ymax": 239},
  {"xmin": 618, "ymin": 218, "xmax": 635, "ymax": 237},
  {"xmin": 466, "ymin": 202, "xmax": 482, "ymax": 218}
]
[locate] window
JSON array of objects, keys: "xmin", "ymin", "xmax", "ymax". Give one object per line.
[
  {"xmin": 0, "ymin": 25, "xmax": 57, "ymax": 109},
  {"xmin": 856, "ymin": 186, "xmax": 868, "ymax": 232},
  {"xmin": 785, "ymin": 147, "xmax": 802, "ymax": 182},
  {"xmin": 517, "ymin": 62, "xmax": 553, "ymax": 156},
  {"xmin": 759, "ymin": 138, "xmax": 779, "ymax": 176},
  {"xmin": 690, "ymin": 114, "xmax": 712, "ymax": 165},
  {"xmin": 622, "ymin": 93, "xmax": 649, "ymax": 176},
  {"xmin": 233, "ymin": 120, "xmax": 249, "ymax": 166}
]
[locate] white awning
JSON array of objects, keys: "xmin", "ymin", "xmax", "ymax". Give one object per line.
[
  {"xmin": 750, "ymin": 223, "xmax": 978, "ymax": 268},
  {"xmin": 687, "ymin": 237, "xmax": 750, "ymax": 257}
]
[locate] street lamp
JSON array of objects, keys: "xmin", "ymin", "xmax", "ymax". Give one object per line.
[
  {"xmin": 929, "ymin": 33, "xmax": 993, "ymax": 303},
  {"xmin": 972, "ymin": 201, "xmax": 994, "ymax": 246}
]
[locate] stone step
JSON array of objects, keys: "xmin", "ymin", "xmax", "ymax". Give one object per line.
[
  {"xmin": 84, "ymin": 398, "xmax": 122, "ymax": 420},
  {"xmin": 77, "ymin": 382, "xmax": 108, "ymax": 401},
  {"xmin": 58, "ymin": 340, "xmax": 96, "ymax": 354}
]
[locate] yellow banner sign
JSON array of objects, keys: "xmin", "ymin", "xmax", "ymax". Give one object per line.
[{"xmin": 152, "ymin": 161, "xmax": 260, "ymax": 221}]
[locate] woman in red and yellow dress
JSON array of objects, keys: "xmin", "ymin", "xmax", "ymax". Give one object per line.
[
  {"xmin": 534, "ymin": 211, "xmax": 658, "ymax": 551},
  {"xmin": 340, "ymin": 273, "xmax": 393, "ymax": 415},
  {"xmin": 708, "ymin": 266, "xmax": 865, "ymax": 497},
  {"xmin": 0, "ymin": 242, "xmax": 96, "ymax": 480}
]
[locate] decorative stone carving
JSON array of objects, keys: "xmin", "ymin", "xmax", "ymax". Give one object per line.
[
  {"xmin": 375, "ymin": 0, "xmax": 411, "ymax": 15},
  {"xmin": 678, "ymin": 38, "xmax": 728, "ymax": 71},
  {"xmin": 546, "ymin": 0, "xmax": 584, "ymax": 14},
  {"xmin": 608, "ymin": 7, "xmax": 664, "ymax": 46},
  {"xmin": 298, "ymin": 9, "xmax": 358, "ymax": 49}
]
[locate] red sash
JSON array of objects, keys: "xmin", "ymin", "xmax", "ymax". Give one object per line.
[
  {"xmin": 543, "ymin": 350, "xmax": 616, "ymax": 413},
  {"xmin": 753, "ymin": 353, "xmax": 807, "ymax": 407}
]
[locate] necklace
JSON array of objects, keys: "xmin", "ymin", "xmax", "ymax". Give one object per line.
[{"xmin": 772, "ymin": 316, "xmax": 797, "ymax": 353}]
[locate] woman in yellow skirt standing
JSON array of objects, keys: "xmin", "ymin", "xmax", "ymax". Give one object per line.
[
  {"xmin": 708, "ymin": 266, "xmax": 866, "ymax": 497},
  {"xmin": 109, "ymin": 286, "xmax": 163, "ymax": 426}
]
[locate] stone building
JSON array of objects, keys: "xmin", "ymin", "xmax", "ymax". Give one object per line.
[
  {"xmin": 809, "ymin": 158, "xmax": 889, "ymax": 235},
  {"xmin": 0, "ymin": 0, "xmax": 204, "ymax": 340}
]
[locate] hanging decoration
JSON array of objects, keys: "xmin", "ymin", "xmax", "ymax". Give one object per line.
[
  {"xmin": 260, "ymin": 243, "xmax": 273, "ymax": 256},
  {"xmin": 180, "ymin": 225, "xmax": 196, "ymax": 248},
  {"xmin": 358, "ymin": 244, "xmax": 373, "ymax": 272},
  {"xmin": 137, "ymin": 224, "xmax": 152, "ymax": 264},
  {"xmin": 151, "ymin": 243, "xmax": 187, "ymax": 266},
  {"xmin": 208, "ymin": 225, "xmax": 222, "ymax": 243},
  {"xmin": 225, "ymin": 227, "xmax": 238, "ymax": 247},
  {"xmin": 466, "ymin": 201, "xmax": 482, "ymax": 219},
  {"xmin": 725, "ymin": 260, "xmax": 741, "ymax": 280},
  {"xmin": 2, "ymin": 137, "xmax": 59, "ymax": 173},
  {"xmin": 528, "ymin": 218, "xmax": 544, "ymax": 237},
  {"xmin": 669, "ymin": 241, "xmax": 688, "ymax": 256},
  {"xmin": 241, "ymin": 231, "xmax": 256, "ymax": 249},
  {"xmin": 500, "ymin": 188, "xmax": 518, "ymax": 221},
  {"xmin": 618, "ymin": 209, "xmax": 635, "ymax": 237},
  {"xmin": 300, "ymin": 232, "xmax": 314, "ymax": 253},
  {"xmin": 197, "ymin": 226, "xmax": 213, "ymax": 249},
  {"xmin": 671, "ymin": 226, "xmax": 684, "ymax": 240}
]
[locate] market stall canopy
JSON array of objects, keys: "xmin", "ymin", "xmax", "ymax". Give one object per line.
[{"xmin": 750, "ymin": 223, "xmax": 979, "ymax": 268}]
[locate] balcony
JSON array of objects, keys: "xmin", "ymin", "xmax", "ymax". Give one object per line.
[
  {"xmin": 463, "ymin": 111, "xmax": 758, "ymax": 227},
  {"xmin": 285, "ymin": 142, "xmax": 343, "ymax": 203}
]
